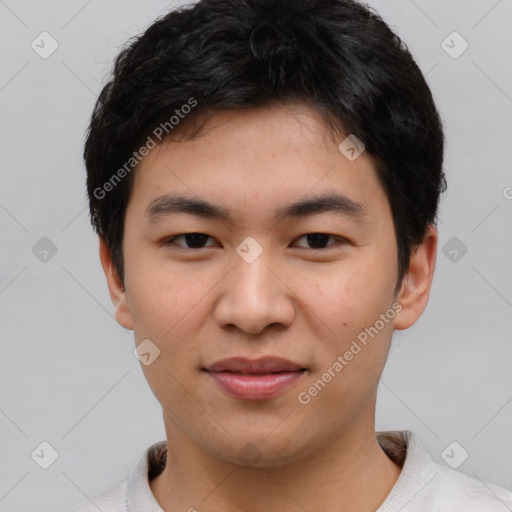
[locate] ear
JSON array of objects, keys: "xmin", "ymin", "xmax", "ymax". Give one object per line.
[
  {"xmin": 98, "ymin": 236, "xmax": 134, "ymax": 330},
  {"xmin": 394, "ymin": 224, "xmax": 437, "ymax": 330}
]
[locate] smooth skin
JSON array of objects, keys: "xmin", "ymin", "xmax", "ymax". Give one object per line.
[{"xmin": 100, "ymin": 101, "xmax": 437, "ymax": 512}]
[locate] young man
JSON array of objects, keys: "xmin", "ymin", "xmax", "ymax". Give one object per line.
[{"xmin": 67, "ymin": 0, "xmax": 512, "ymax": 510}]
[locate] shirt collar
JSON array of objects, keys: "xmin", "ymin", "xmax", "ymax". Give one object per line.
[
  {"xmin": 376, "ymin": 430, "xmax": 440, "ymax": 511},
  {"xmin": 126, "ymin": 440, "xmax": 166, "ymax": 511}
]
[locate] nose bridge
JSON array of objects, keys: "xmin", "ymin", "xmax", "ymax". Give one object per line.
[
  {"xmin": 214, "ymin": 243, "xmax": 294, "ymax": 334},
  {"xmin": 234, "ymin": 250, "xmax": 276, "ymax": 301}
]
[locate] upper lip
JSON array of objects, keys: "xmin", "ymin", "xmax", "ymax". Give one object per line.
[{"xmin": 204, "ymin": 356, "xmax": 306, "ymax": 374}]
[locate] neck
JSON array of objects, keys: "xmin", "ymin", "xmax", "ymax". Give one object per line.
[{"xmin": 150, "ymin": 415, "xmax": 403, "ymax": 512}]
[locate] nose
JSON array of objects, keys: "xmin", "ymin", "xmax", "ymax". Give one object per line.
[{"xmin": 212, "ymin": 250, "xmax": 295, "ymax": 336}]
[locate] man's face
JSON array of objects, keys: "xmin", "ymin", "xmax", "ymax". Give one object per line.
[{"xmin": 114, "ymin": 102, "xmax": 406, "ymax": 466}]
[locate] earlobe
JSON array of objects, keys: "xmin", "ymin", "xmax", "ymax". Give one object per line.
[
  {"xmin": 98, "ymin": 237, "xmax": 134, "ymax": 331},
  {"xmin": 394, "ymin": 225, "xmax": 438, "ymax": 330}
]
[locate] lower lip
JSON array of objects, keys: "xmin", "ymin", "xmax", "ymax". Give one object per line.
[{"xmin": 206, "ymin": 371, "xmax": 305, "ymax": 400}]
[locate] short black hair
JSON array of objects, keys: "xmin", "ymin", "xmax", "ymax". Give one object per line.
[{"xmin": 85, "ymin": 0, "xmax": 445, "ymax": 290}]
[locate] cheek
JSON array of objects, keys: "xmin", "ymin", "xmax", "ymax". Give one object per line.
[
  {"xmin": 294, "ymin": 269, "xmax": 396, "ymax": 424},
  {"xmin": 124, "ymin": 245, "xmax": 209, "ymax": 335},
  {"xmin": 127, "ymin": 266, "xmax": 210, "ymax": 411},
  {"xmin": 301, "ymin": 257, "xmax": 396, "ymax": 331},
  {"xmin": 292, "ymin": 249, "xmax": 398, "ymax": 402}
]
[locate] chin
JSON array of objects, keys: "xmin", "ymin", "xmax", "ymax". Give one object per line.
[{"xmin": 201, "ymin": 429, "xmax": 317, "ymax": 469}]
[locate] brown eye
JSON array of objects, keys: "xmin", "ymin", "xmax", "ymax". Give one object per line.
[
  {"xmin": 165, "ymin": 233, "xmax": 215, "ymax": 249},
  {"xmin": 293, "ymin": 233, "xmax": 342, "ymax": 249}
]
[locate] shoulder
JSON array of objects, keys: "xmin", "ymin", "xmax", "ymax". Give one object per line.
[
  {"xmin": 60, "ymin": 440, "xmax": 167, "ymax": 512},
  {"xmin": 61, "ymin": 481, "xmax": 127, "ymax": 512},
  {"xmin": 377, "ymin": 430, "xmax": 512, "ymax": 512},
  {"xmin": 428, "ymin": 462, "xmax": 512, "ymax": 511}
]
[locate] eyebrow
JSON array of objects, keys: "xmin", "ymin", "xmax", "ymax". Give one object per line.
[{"xmin": 145, "ymin": 192, "xmax": 366, "ymax": 225}]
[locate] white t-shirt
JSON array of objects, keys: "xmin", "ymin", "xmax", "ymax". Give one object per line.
[{"xmin": 64, "ymin": 430, "xmax": 512, "ymax": 511}]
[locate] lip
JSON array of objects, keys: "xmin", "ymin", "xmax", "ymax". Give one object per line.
[{"xmin": 203, "ymin": 357, "xmax": 307, "ymax": 401}]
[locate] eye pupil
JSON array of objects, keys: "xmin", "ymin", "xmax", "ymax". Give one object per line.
[
  {"xmin": 307, "ymin": 233, "xmax": 330, "ymax": 249},
  {"xmin": 185, "ymin": 233, "xmax": 209, "ymax": 248}
]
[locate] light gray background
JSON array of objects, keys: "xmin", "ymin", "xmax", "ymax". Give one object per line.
[{"xmin": 0, "ymin": 1, "xmax": 511, "ymax": 511}]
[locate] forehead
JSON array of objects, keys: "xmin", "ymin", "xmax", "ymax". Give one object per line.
[{"xmin": 128, "ymin": 102, "xmax": 390, "ymax": 226}]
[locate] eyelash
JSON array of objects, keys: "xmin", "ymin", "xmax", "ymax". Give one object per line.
[{"xmin": 163, "ymin": 233, "xmax": 347, "ymax": 251}]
